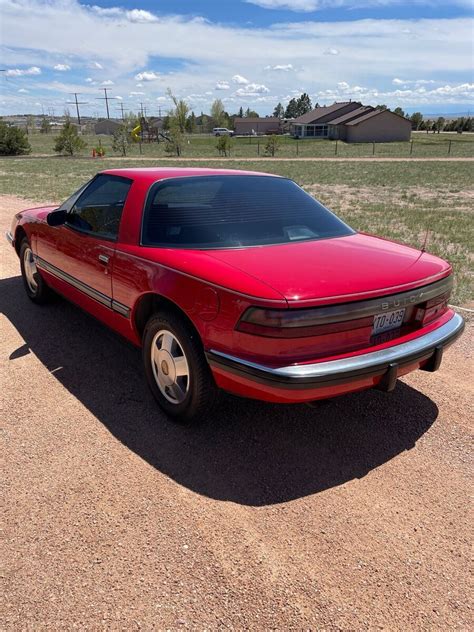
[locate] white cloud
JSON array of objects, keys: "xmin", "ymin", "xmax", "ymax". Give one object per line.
[
  {"xmin": 54, "ymin": 63, "xmax": 71, "ymax": 71},
  {"xmin": 126, "ymin": 9, "xmax": 159, "ymax": 23},
  {"xmin": 5, "ymin": 66, "xmax": 41, "ymax": 77},
  {"xmin": 18, "ymin": 88, "xmax": 29, "ymax": 93},
  {"xmin": 85, "ymin": 77, "xmax": 93, "ymax": 83},
  {"xmin": 248, "ymin": 0, "xmax": 472, "ymax": 10},
  {"xmin": 0, "ymin": 1, "xmax": 473, "ymax": 116},
  {"xmin": 135, "ymin": 71, "xmax": 160, "ymax": 81},
  {"xmin": 265, "ymin": 64, "xmax": 294, "ymax": 71},
  {"xmin": 215, "ymin": 81, "xmax": 230, "ymax": 90},
  {"xmin": 235, "ymin": 83, "xmax": 270, "ymax": 96},
  {"xmin": 101, "ymin": 80, "xmax": 114, "ymax": 85},
  {"xmin": 232, "ymin": 74, "xmax": 249, "ymax": 85},
  {"xmin": 323, "ymin": 48, "xmax": 340, "ymax": 55},
  {"xmin": 392, "ymin": 77, "xmax": 436, "ymax": 85},
  {"xmin": 130, "ymin": 91, "xmax": 145, "ymax": 95},
  {"xmin": 246, "ymin": 0, "xmax": 319, "ymax": 10}
]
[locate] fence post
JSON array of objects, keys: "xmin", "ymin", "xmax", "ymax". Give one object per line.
[
  {"xmin": 410, "ymin": 140, "xmax": 413, "ymax": 156},
  {"xmin": 372, "ymin": 141, "xmax": 375, "ymax": 156},
  {"xmin": 448, "ymin": 140, "xmax": 452, "ymax": 156},
  {"xmin": 335, "ymin": 140, "xmax": 338, "ymax": 156},
  {"xmin": 296, "ymin": 140, "xmax": 299, "ymax": 156},
  {"xmin": 139, "ymin": 141, "xmax": 142, "ymax": 155},
  {"xmin": 257, "ymin": 140, "xmax": 260, "ymax": 156}
]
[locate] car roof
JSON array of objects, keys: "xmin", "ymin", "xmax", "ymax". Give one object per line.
[{"xmin": 100, "ymin": 167, "xmax": 277, "ymax": 183}]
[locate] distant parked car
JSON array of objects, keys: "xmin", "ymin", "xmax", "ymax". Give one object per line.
[
  {"xmin": 213, "ymin": 127, "xmax": 234, "ymax": 137},
  {"xmin": 7, "ymin": 168, "xmax": 464, "ymax": 424}
]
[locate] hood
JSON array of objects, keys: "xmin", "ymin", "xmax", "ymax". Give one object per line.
[
  {"xmin": 205, "ymin": 233, "xmax": 451, "ymax": 306},
  {"xmin": 21, "ymin": 205, "xmax": 58, "ymax": 222}
]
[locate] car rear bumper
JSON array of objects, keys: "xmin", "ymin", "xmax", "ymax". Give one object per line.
[{"xmin": 206, "ymin": 312, "xmax": 464, "ymax": 403}]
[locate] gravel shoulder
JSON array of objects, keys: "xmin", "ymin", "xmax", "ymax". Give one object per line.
[{"xmin": 1, "ymin": 195, "xmax": 472, "ymax": 630}]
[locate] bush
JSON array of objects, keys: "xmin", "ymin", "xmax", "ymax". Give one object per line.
[
  {"xmin": 216, "ymin": 135, "xmax": 231, "ymax": 156},
  {"xmin": 0, "ymin": 121, "xmax": 31, "ymax": 155},
  {"xmin": 164, "ymin": 122, "xmax": 183, "ymax": 156},
  {"xmin": 112, "ymin": 125, "xmax": 131, "ymax": 156},
  {"xmin": 264, "ymin": 135, "xmax": 281, "ymax": 157},
  {"xmin": 53, "ymin": 119, "xmax": 87, "ymax": 156}
]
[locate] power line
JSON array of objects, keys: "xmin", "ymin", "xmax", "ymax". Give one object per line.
[
  {"xmin": 96, "ymin": 87, "xmax": 117, "ymax": 119},
  {"xmin": 66, "ymin": 92, "xmax": 88, "ymax": 125}
]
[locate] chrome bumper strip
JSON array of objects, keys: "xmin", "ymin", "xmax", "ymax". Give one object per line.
[
  {"xmin": 5, "ymin": 231, "xmax": 14, "ymax": 245},
  {"xmin": 207, "ymin": 313, "xmax": 464, "ymax": 388}
]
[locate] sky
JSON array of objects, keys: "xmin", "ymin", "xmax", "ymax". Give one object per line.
[{"xmin": 0, "ymin": 0, "xmax": 473, "ymax": 117}]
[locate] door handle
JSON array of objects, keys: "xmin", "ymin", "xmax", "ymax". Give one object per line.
[{"xmin": 98, "ymin": 254, "xmax": 110, "ymax": 265}]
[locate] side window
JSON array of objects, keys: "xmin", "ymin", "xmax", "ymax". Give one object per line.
[{"xmin": 67, "ymin": 174, "xmax": 132, "ymax": 240}]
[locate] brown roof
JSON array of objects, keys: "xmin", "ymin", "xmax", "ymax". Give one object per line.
[
  {"xmin": 345, "ymin": 108, "xmax": 411, "ymax": 126},
  {"xmin": 328, "ymin": 106, "xmax": 374, "ymax": 125},
  {"xmin": 234, "ymin": 117, "xmax": 280, "ymax": 123},
  {"xmin": 292, "ymin": 102, "xmax": 357, "ymax": 124}
]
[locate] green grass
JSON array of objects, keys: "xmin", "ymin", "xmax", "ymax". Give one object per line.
[
  {"xmin": 26, "ymin": 130, "xmax": 474, "ymax": 159},
  {"xmin": 1, "ymin": 155, "xmax": 472, "ymax": 305}
]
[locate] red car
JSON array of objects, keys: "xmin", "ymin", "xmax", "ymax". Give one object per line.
[{"xmin": 7, "ymin": 167, "xmax": 464, "ymax": 423}]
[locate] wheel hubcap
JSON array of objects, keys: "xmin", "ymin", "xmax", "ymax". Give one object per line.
[
  {"xmin": 23, "ymin": 247, "xmax": 38, "ymax": 292},
  {"xmin": 151, "ymin": 329, "xmax": 190, "ymax": 404}
]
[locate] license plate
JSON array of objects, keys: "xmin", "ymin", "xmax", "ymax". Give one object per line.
[{"xmin": 372, "ymin": 308, "xmax": 405, "ymax": 335}]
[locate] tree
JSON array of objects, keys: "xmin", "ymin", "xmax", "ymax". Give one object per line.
[
  {"xmin": 264, "ymin": 135, "xmax": 281, "ymax": 157},
  {"xmin": 238, "ymin": 106, "xmax": 244, "ymax": 118},
  {"xmin": 166, "ymin": 88, "xmax": 189, "ymax": 133},
  {"xmin": 410, "ymin": 112, "xmax": 424, "ymax": 130},
  {"xmin": 216, "ymin": 134, "xmax": 231, "ymax": 156},
  {"xmin": 53, "ymin": 118, "xmax": 87, "ymax": 155},
  {"xmin": 273, "ymin": 102, "xmax": 285, "ymax": 118},
  {"xmin": 296, "ymin": 93, "xmax": 312, "ymax": 116},
  {"xmin": 211, "ymin": 99, "xmax": 226, "ymax": 127},
  {"xmin": 393, "ymin": 107, "xmax": 405, "ymax": 117},
  {"xmin": 112, "ymin": 124, "xmax": 131, "ymax": 156},
  {"xmin": 25, "ymin": 115, "xmax": 35, "ymax": 135},
  {"xmin": 435, "ymin": 117, "xmax": 445, "ymax": 133},
  {"xmin": 186, "ymin": 111, "xmax": 196, "ymax": 133},
  {"xmin": 285, "ymin": 93, "xmax": 313, "ymax": 118},
  {"xmin": 164, "ymin": 118, "xmax": 184, "ymax": 156},
  {"xmin": 0, "ymin": 121, "xmax": 31, "ymax": 155},
  {"xmin": 245, "ymin": 107, "xmax": 259, "ymax": 118},
  {"xmin": 40, "ymin": 117, "xmax": 51, "ymax": 134},
  {"xmin": 285, "ymin": 98, "xmax": 298, "ymax": 118},
  {"xmin": 375, "ymin": 104, "xmax": 389, "ymax": 111}
]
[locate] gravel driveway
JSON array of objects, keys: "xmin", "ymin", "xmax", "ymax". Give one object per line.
[{"xmin": 1, "ymin": 196, "xmax": 472, "ymax": 630}]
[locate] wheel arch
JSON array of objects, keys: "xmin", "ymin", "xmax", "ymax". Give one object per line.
[
  {"xmin": 14, "ymin": 226, "xmax": 27, "ymax": 256},
  {"xmin": 132, "ymin": 292, "xmax": 203, "ymax": 345}
]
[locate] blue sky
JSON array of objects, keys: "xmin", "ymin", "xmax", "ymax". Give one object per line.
[{"xmin": 1, "ymin": 0, "xmax": 473, "ymax": 117}]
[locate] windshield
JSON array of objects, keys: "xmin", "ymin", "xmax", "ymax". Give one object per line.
[{"xmin": 141, "ymin": 175, "xmax": 354, "ymax": 249}]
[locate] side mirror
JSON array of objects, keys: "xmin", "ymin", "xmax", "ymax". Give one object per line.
[{"xmin": 47, "ymin": 209, "xmax": 67, "ymax": 226}]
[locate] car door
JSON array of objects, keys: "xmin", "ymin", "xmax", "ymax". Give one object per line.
[{"xmin": 38, "ymin": 174, "xmax": 132, "ymax": 309}]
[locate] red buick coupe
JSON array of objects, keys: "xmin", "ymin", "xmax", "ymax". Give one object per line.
[{"xmin": 7, "ymin": 168, "xmax": 464, "ymax": 423}]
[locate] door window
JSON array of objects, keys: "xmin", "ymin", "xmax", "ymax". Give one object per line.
[{"xmin": 67, "ymin": 174, "xmax": 132, "ymax": 240}]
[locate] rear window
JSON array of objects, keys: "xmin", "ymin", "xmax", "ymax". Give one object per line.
[{"xmin": 141, "ymin": 175, "xmax": 354, "ymax": 249}]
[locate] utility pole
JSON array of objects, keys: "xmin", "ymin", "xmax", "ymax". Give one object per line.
[
  {"xmin": 67, "ymin": 92, "xmax": 88, "ymax": 125},
  {"xmin": 96, "ymin": 88, "xmax": 116, "ymax": 119},
  {"xmin": 139, "ymin": 102, "xmax": 148, "ymax": 118},
  {"xmin": 115, "ymin": 101, "xmax": 126, "ymax": 120}
]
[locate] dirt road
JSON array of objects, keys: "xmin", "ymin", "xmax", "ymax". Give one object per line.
[{"xmin": 1, "ymin": 196, "xmax": 472, "ymax": 630}]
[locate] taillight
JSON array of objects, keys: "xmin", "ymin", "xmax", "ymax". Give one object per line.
[{"xmin": 236, "ymin": 307, "xmax": 370, "ymax": 338}]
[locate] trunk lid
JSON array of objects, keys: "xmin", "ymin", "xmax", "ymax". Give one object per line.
[{"xmin": 206, "ymin": 233, "xmax": 451, "ymax": 306}]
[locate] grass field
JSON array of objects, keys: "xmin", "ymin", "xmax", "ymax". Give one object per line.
[
  {"xmin": 1, "ymin": 155, "xmax": 472, "ymax": 305},
  {"xmin": 25, "ymin": 130, "xmax": 474, "ymax": 159}
]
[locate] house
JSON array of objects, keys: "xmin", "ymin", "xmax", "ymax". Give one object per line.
[
  {"xmin": 94, "ymin": 119, "xmax": 121, "ymax": 135},
  {"xmin": 291, "ymin": 102, "xmax": 411, "ymax": 142},
  {"xmin": 234, "ymin": 117, "xmax": 281, "ymax": 135}
]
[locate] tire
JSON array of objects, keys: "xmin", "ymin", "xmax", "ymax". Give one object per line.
[
  {"xmin": 19, "ymin": 238, "xmax": 52, "ymax": 304},
  {"xmin": 142, "ymin": 311, "xmax": 218, "ymax": 424}
]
